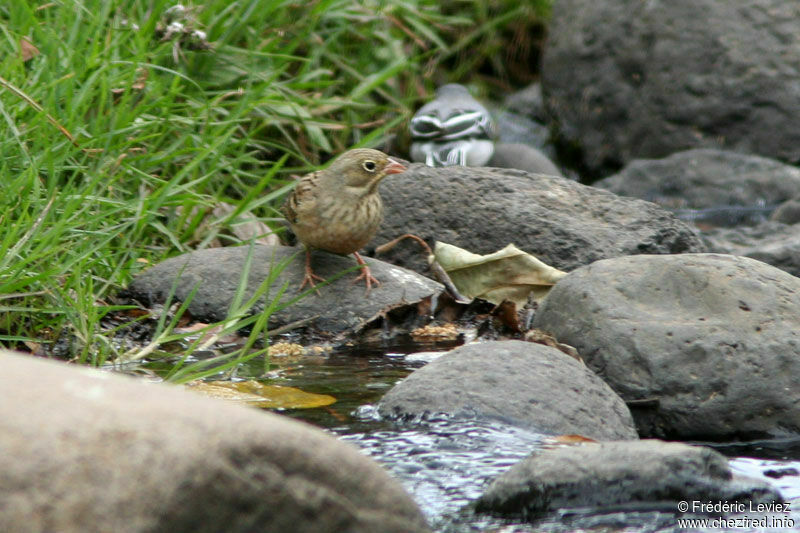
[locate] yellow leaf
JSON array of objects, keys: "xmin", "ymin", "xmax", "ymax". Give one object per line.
[
  {"xmin": 432, "ymin": 242, "xmax": 567, "ymax": 307},
  {"xmin": 186, "ymin": 380, "xmax": 336, "ymax": 409}
]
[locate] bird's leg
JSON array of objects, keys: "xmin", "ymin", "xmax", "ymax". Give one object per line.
[
  {"xmin": 352, "ymin": 251, "xmax": 380, "ymax": 294},
  {"xmin": 300, "ymin": 248, "xmax": 326, "ymax": 292}
]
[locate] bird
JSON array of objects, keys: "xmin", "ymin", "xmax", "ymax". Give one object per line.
[
  {"xmin": 282, "ymin": 148, "xmax": 407, "ymax": 294},
  {"xmin": 409, "ymin": 83, "xmax": 496, "ymax": 167}
]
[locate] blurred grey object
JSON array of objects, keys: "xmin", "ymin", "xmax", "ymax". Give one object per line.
[
  {"xmin": 489, "ymin": 143, "xmax": 562, "ymax": 176},
  {"xmin": 410, "ymin": 84, "xmax": 495, "ymax": 167}
]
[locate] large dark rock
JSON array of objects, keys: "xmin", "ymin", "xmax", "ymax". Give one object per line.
[
  {"xmin": 542, "ymin": 0, "xmax": 800, "ymax": 174},
  {"xmin": 124, "ymin": 245, "xmax": 441, "ymax": 334},
  {"xmin": 377, "ymin": 340, "xmax": 638, "ymax": 441},
  {"xmin": 0, "ymin": 351, "xmax": 430, "ymax": 533},
  {"xmin": 595, "ymin": 149, "xmax": 800, "ymax": 223},
  {"xmin": 371, "ymin": 165, "xmax": 705, "ymax": 274},
  {"xmin": 702, "ymin": 222, "xmax": 800, "ymax": 278},
  {"xmin": 533, "ymin": 253, "xmax": 800, "ymax": 439},
  {"xmin": 476, "ymin": 440, "xmax": 781, "ymax": 518}
]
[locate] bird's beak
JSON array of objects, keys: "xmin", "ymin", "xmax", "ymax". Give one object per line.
[{"xmin": 384, "ymin": 158, "xmax": 407, "ymax": 175}]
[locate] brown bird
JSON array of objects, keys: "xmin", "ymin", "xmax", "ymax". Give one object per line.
[{"xmin": 282, "ymin": 148, "xmax": 407, "ymax": 293}]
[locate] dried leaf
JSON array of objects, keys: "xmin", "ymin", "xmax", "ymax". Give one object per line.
[
  {"xmin": 19, "ymin": 38, "xmax": 40, "ymax": 62},
  {"xmin": 432, "ymin": 242, "xmax": 567, "ymax": 307},
  {"xmin": 410, "ymin": 323, "xmax": 459, "ymax": 340},
  {"xmin": 491, "ymin": 300, "xmax": 522, "ymax": 332},
  {"xmin": 186, "ymin": 380, "xmax": 336, "ymax": 409},
  {"xmin": 541, "ymin": 434, "xmax": 597, "ymax": 449},
  {"xmin": 111, "ymin": 67, "xmax": 148, "ymax": 95},
  {"xmin": 524, "ymin": 328, "xmax": 583, "ymax": 363},
  {"xmin": 269, "ymin": 341, "xmax": 305, "ymax": 356}
]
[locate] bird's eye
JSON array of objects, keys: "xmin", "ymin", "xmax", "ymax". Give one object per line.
[{"xmin": 362, "ymin": 160, "xmax": 377, "ymax": 172}]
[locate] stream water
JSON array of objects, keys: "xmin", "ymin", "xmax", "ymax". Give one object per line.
[{"xmin": 161, "ymin": 344, "xmax": 800, "ymax": 532}]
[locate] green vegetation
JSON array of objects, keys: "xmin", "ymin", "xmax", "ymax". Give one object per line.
[{"xmin": 0, "ymin": 0, "xmax": 550, "ymax": 370}]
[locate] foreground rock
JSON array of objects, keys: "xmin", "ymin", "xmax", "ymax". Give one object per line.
[
  {"xmin": 476, "ymin": 440, "xmax": 781, "ymax": 518},
  {"xmin": 0, "ymin": 351, "xmax": 430, "ymax": 533},
  {"xmin": 124, "ymin": 245, "xmax": 442, "ymax": 334},
  {"xmin": 378, "ymin": 341, "xmax": 638, "ymax": 441},
  {"xmin": 372, "ymin": 165, "xmax": 705, "ymax": 274},
  {"xmin": 542, "ymin": 0, "xmax": 800, "ymax": 173},
  {"xmin": 703, "ymin": 222, "xmax": 800, "ymax": 278},
  {"xmin": 595, "ymin": 149, "xmax": 800, "ymax": 226},
  {"xmin": 533, "ymin": 253, "xmax": 800, "ymax": 439}
]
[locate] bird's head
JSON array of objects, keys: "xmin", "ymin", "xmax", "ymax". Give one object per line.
[
  {"xmin": 329, "ymin": 148, "xmax": 406, "ymax": 194},
  {"xmin": 435, "ymin": 83, "xmax": 471, "ymax": 99}
]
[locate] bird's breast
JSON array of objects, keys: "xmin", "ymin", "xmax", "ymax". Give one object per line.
[{"xmin": 291, "ymin": 193, "xmax": 383, "ymax": 255}]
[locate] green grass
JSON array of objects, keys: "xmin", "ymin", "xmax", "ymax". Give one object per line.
[{"xmin": 0, "ymin": 0, "xmax": 550, "ymax": 371}]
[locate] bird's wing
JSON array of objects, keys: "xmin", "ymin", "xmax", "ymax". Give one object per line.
[
  {"xmin": 282, "ymin": 171, "xmax": 320, "ymax": 224},
  {"xmin": 437, "ymin": 110, "xmax": 493, "ymax": 141},
  {"xmin": 410, "ymin": 108, "xmax": 493, "ymax": 141}
]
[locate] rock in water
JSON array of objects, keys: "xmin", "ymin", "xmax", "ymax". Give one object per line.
[
  {"xmin": 378, "ymin": 340, "xmax": 638, "ymax": 441},
  {"xmin": 124, "ymin": 245, "xmax": 442, "ymax": 334},
  {"xmin": 476, "ymin": 440, "xmax": 781, "ymax": 518},
  {"xmin": 533, "ymin": 253, "xmax": 800, "ymax": 439}
]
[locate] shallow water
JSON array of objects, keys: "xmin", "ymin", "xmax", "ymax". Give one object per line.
[
  {"xmin": 151, "ymin": 343, "xmax": 800, "ymax": 532},
  {"xmin": 270, "ymin": 347, "xmax": 800, "ymax": 532}
]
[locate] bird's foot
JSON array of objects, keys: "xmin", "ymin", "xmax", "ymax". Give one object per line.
[
  {"xmin": 352, "ymin": 252, "xmax": 380, "ymax": 295},
  {"xmin": 299, "ymin": 270, "xmax": 326, "ymax": 292},
  {"xmin": 301, "ymin": 249, "xmax": 326, "ymax": 293}
]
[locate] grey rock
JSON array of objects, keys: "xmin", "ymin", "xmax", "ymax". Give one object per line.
[
  {"xmin": 504, "ymin": 82, "xmax": 547, "ymax": 122},
  {"xmin": 476, "ymin": 440, "xmax": 782, "ymax": 518},
  {"xmin": 493, "ymin": 110, "xmax": 552, "ymax": 152},
  {"xmin": 595, "ymin": 149, "xmax": 800, "ymax": 227},
  {"xmin": 378, "ymin": 340, "xmax": 638, "ymax": 441},
  {"xmin": 488, "ymin": 142, "xmax": 562, "ymax": 176},
  {"xmin": 533, "ymin": 253, "xmax": 800, "ymax": 439},
  {"xmin": 371, "ymin": 165, "xmax": 706, "ymax": 274},
  {"xmin": 0, "ymin": 351, "xmax": 430, "ymax": 533},
  {"xmin": 125, "ymin": 245, "xmax": 442, "ymax": 334},
  {"xmin": 771, "ymin": 195, "xmax": 800, "ymax": 225},
  {"xmin": 596, "ymin": 149, "xmax": 800, "ymax": 214},
  {"xmin": 542, "ymin": 0, "xmax": 800, "ymax": 174},
  {"xmin": 703, "ymin": 222, "xmax": 800, "ymax": 278}
]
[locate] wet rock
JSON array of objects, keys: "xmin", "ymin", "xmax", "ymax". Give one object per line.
[
  {"xmin": 488, "ymin": 143, "xmax": 562, "ymax": 177},
  {"xmin": 702, "ymin": 222, "xmax": 800, "ymax": 278},
  {"xmin": 771, "ymin": 195, "xmax": 800, "ymax": 225},
  {"xmin": 0, "ymin": 351, "xmax": 430, "ymax": 533},
  {"xmin": 595, "ymin": 149, "xmax": 800, "ymax": 226},
  {"xmin": 542, "ymin": 0, "xmax": 800, "ymax": 174},
  {"xmin": 377, "ymin": 340, "xmax": 638, "ymax": 441},
  {"xmin": 476, "ymin": 440, "xmax": 782, "ymax": 518},
  {"xmin": 372, "ymin": 165, "xmax": 705, "ymax": 274},
  {"xmin": 124, "ymin": 245, "xmax": 442, "ymax": 334},
  {"xmin": 533, "ymin": 253, "xmax": 800, "ymax": 439}
]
